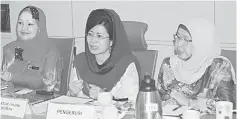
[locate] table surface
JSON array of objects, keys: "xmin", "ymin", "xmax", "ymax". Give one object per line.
[
  {"xmin": 2, "ymin": 110, "xmax": 236, "ymax": 119},
  {"xmin": 2, "ymin": 114, "xmax": 236, "ymax": 119},
  {"xmin": 1, "ymin": 91, "xmax": 236, "ymax": 119}
]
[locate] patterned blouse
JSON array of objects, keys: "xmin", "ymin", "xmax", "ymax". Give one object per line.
[{"xmin": 157, "ymin": 57, "xmax": 236, "ymax": 114}]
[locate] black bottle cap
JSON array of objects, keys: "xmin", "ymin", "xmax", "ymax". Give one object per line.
[{"xmin": 139, "ymin": 75, "xmax": 157, "ymax": 92}]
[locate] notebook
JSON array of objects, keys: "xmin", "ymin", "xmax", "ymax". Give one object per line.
[
  {"xmin": 163, "ymin": 104, "xmax": 191, "ymax": 118},
  {"xmin": 1, "ymin": 80, "xmax": 8, "ymax": 90},
  {"xmin": 3, "ymin": 89, "xmax": 61, "ymax": 106}
]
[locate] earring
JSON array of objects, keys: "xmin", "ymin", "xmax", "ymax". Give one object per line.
[{"xmin": 109, "ymin": 46, "xmax": 112, "ymax": 53}]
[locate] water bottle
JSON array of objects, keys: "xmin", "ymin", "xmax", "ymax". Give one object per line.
[{"xmin": 135, "ymin": 75, "xmax": 162, "ymax": 119}]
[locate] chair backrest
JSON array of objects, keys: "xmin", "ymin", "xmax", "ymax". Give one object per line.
[
  {"xmin": 122, "ymin": 21, "xmax": 148, "ymax": 51},
  {"xmin": 132, "ymin": 50, "xmax": 158, "ymax": 80},
  {"xmin": 220, "ymin": 49, "xmax": 236, "ymax": 73},
  {"xmin": 49, "ymin": 38, "xmax": 75, "ymax": 95}
]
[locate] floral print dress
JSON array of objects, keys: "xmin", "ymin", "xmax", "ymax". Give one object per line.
[{"xmin": 157, "ymin": 57, "xmax": 236, "ymax": 114}]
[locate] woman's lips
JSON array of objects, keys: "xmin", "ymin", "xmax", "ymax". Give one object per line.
[
  {"xmin": 89, "ymin": 45, "xmax": 99, "ymax": 50},
  {"xmin": 20, "ymin": 31, "xmax": 30, "ymax": 35}
]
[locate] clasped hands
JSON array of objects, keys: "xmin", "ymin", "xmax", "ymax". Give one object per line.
[
  {"xmin": 170, "ymin": 90, "xmax": 208, "ymax": 112},
  {"xmin": 68, "ymin": 79, "xmax": 104, "ymax": 99}
]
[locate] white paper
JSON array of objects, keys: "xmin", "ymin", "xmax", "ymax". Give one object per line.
[
  {"xmin": 32, "ymin": 96, "xmax": 128, "ymax": 119},
  {"xmin": 1, "ymin": 85, "xmax": 7, "ymax": 90},
  {"xmin": 31, "ymin": 101, "xmax": 48, "ymax": 114},
  {"xmin": 163, "ymin": 116, "xmax": 180, "ymax": 119},
  {"xmin": 163, "ymin": 105, "xmax": 191, "ymax": 116},
  {"xmin": 46, "ymin": 102, "xmax": 98, "ymax": 119},
  {"xmin": 15, "ymin": 88, "xmax": 33, "ymax": 94},
  {"xmin": 1, "ymin": 97, "xmax": 28, "ymax": 118},
  {"xmin": 32, "ymin": 96, "xmax": 93, "ymax": 115},
  {"xmin": 49, "ymin": 95, "xmax": 93, "ymax": 104}
]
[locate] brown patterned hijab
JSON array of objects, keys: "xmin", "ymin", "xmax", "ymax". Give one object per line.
[
  {"xmin": 74, "ymin": 9, "xmax": 140, "ymax": 91},
  {"xmin": 84, "ymin": 9, "xmax": 133, "ymax": 74}
]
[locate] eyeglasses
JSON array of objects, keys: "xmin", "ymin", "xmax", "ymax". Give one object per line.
[
  {"xmin": 173, "ymin": 34, "xmax": 192, "ymax": 44},
  {"xmin": 86, "ymin": 32, "xmax": 109, "ymax": 41}
]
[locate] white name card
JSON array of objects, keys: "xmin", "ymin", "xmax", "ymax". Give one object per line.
[
  {"xmin": 1, "ymin": 97, "xmax": 28, "ymax": 118},
  {"xmin": 46, "ymin": 102, "xmax": 98, "ymax": 119}
]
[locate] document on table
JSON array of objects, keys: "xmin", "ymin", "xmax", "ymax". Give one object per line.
[
  {"xmin": 163, "ymin": 105, "xmax": 191, "ymax": 117},
  {"xmin": 1, "ymin": 80, "xmax": 8, "ymax": 90},
  {"xmin": 31, "ymin": 100, "xmax": 48, "ymax": 115},
  {"xmin": 32, "ymin": 95, "xmax": 93, "ymax": 114},
  {"xmin": 15, "ymin": 88, "xmax": 33, "ymax": 94},
  {"xmin": 49, "ymin": 95, "xmax": 93, "ymax": 104},
  {"xmin": 1, "ymin": 85, "xmax": 7, "ymax": 90}
]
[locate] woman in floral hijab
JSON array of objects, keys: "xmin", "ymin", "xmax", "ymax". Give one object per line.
[{"xmin": 157, "ymin": 18, "xmax": 236, "ymax": 114}]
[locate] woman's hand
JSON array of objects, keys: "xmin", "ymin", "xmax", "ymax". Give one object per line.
[
  {"xmin": 68, "ymin": 79, "xmax": 84, "ymax": 96},
  {"xmin": 89, "ymin": 84, "xmax": 103, "ymax": 99},
  {"xmin": 1, "ymin": 71, "xmax": 13, "ymax": 82},
  {"xmin": 4, "ymin": 49, "xmax": 15, "ymax": 68},
  {"xmin": 170, "ymin": 90, "xmax": 190, "ymax": 106},
  {"xmin": 189, "ymin": 98, "xmax": 209, "ymax": 112},
  {"xmin": 170, "ymin": 90, "xmax": 209, "ymax": 112}
]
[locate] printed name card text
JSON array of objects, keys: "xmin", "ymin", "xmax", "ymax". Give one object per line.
[
  {"xmin": 46, "ymin": 102, "xmax": 98, "ymax": 119},
  {"xmin": 1, "ymin": 97, "xmax": 28, "ymax": 118}
]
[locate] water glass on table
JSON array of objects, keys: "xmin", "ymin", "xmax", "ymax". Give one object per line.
[
  {"xmin": 216, "ymin": 101, "xmax": 235, "ymax": 119},
  {"xmin": 183, "ymin": 109, "xmax": 200, "ymax": 119},
  {"xmin": 98, "ymin": 92, "xmax": 113, "ymax": 106},
  {"xmin": 98, "ymin": 92, "xmax": 118, "ymax": 119}
]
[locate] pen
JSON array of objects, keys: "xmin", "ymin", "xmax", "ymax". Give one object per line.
[
  {"xmin": 113, "ymin": 97, "xmax": 128, "ymax": 102},
  {"xmin": 172, "ymin": 105, "xmax": 182, "ymax": 111},
  {"xmin": 163, "ymin": 113, "xmax": 182, "ymax": 118},
  {"xmin": 14, "ymin": 89, "xmax": 21, "ymax": 93}
]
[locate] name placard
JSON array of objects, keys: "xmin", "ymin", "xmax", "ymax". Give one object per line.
[
  {"xmin": 1, "ymin": 97, "xmax": 28, "ymax": 118},
  {"xmin": 46, "ymin": 102, "xmax": 98, "ymax": 119}
]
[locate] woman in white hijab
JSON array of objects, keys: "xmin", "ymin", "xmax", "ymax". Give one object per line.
[{"xmin": 157, "ymin": 18, "xmax": 236, "ymax": 114}]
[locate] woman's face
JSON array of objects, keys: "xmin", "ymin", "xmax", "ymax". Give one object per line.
[
  {"xmin": 174, "ymin": 27, "xmax": 193, "ymax": 60},
  {"xmin": 86, "ymin": 24, "xmax": 113, "ymax": 55},
  {"xmin": 17, "ymin": 11, "xmax": 39, "ymax": 41}
]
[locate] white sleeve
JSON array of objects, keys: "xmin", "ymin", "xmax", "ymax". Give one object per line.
[
  {"xmin": 110, "ymin": 62, "xmax": 139, "ymax": 103},
  {"xmin": 67, "ymin": 67, "xmax": 84, "ymax": 97}
]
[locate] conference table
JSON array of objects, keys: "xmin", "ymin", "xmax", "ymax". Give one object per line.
[
  {"xmin": 1, "ymin": 89, "xmax": 236, "ymax": 119},
  {"xmin": 2, "ymin": 110, "xmax": 236, "ymax": 119}
]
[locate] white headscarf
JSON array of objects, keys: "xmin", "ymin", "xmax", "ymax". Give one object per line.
[{"xmin": 170, "ymin": 18, "xmax": 235, "ymax": 84}]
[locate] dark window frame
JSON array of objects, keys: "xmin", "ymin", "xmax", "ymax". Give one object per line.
[{"xmin": 1, "ymin": 4, "xmax": 11, "ymax": 33}]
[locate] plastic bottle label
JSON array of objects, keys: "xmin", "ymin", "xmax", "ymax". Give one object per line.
[{"xmin": 145, "ymin": 103, "xmax": 158, "ymax": 112}]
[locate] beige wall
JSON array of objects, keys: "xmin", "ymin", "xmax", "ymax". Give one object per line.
[
  {"xmin": 2, "ymin": 1, "xmax": 236, "ymax": 44},
  {"xmin": 72, "ymin": 1, "xmax": 215, "ymax": 41},
  {"xmin": 215, "ymin": 1, "xmax": 236, "ymax": 44}
]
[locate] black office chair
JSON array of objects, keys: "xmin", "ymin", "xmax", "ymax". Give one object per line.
[
  {"xmin": 221, "ymin": 49, "xmax": 236, "ymax": 74},
  {"xmin": 123, "ymin": 21, "xmax": 158, "ymax": 80},
  {"xmin": 49, "ymin": 38, "xmax": 75, "ymax": 95},
  {"xmin": 123, "ymin": 21, "xmax": 148, "ymax": 51},
  {"xmin": 132, "ymin": 50, "xmax": 158, "ymax": 79}
]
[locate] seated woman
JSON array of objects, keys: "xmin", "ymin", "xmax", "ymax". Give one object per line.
[
  {"xmin": 1, "ymin": 6, "xmax": 62, "ymax": 92},
  {"xmin": 157, "ymin": 19, "xmax": 236, "ymax": 114},
  {"xmin": 68, "ymin": 9, "xmax": 140, "ymax": 105}
]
